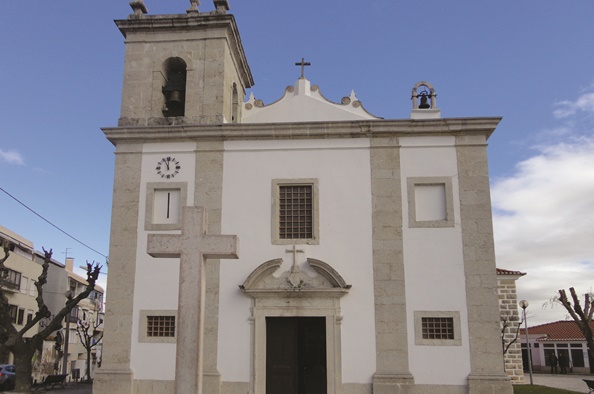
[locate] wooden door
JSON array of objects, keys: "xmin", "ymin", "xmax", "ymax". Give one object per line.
[{"xmin": 266, "ymin": 317, "xmax": 327, "ymax": 394}]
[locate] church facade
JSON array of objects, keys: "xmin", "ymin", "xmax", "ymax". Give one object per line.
[{"xmin": 95, "ymin": 2, "xmax": 512, "ymax": 394}]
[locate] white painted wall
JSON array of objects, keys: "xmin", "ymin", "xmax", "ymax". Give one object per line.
[
  {"xmin": 400, "ymin": 136, "xmax": 472, "ymax": 385},
  {"xmin": 219, "ymin": 138, "xmax": 377, "ymax": 384},
  {"xmin": 130, "ymin": 142, "xmax": 197, "ymax": 380}
]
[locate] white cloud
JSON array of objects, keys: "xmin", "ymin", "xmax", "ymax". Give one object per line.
[
  {"xmin": 0, "ymin": 149, "xmax": 24, "ymax": 165},
  {"xmin": 553, "ymin": 92, "xmax": 594, "ymax": 118},
  {"xmin": 492, "ymin": 135, "xmax": 594, "ymax": 325}
]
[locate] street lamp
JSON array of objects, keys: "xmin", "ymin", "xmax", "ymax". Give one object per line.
[{"xmin": 519, "ymin": 300, "xmax": 533, "ymax": 385}]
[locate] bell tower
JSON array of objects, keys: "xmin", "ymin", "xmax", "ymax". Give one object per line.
[
  {"xmin": 95, "ymin": 2, "xmax": 252, "ymax": 394},
  {"xmin": 116, "ymin": 0, "xmax": 253, "ymax": 126}
]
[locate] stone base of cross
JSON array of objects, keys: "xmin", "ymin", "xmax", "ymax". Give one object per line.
[{"xmin": 147, "ymin": 206, "xmax": 239, "ymax": 394}]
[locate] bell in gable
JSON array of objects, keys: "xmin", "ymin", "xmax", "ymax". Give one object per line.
[{"xmin": 418, "ymin": 92, "xmax": 430, "ymax": 109}]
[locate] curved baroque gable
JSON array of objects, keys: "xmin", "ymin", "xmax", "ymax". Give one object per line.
[{"xmin": 239, "ymin": 258, "xmax": 351, "ymax": 298}]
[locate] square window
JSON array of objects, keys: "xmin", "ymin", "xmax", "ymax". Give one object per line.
[
  {"xmin": 145, "ymin": 182, "xmax": 188, "ymax": 231},
  {"xmin": 421, "ymin": 317, "xmax": 454, "ymax": 340},
  {"xmin": 147, "ymin": 316, "xmax": 176, "ymax": 337},
  {"xmin": 407, "ymin": 177, "xmax": 455, "ymax": 228},
  {"xmin": 139, "ymin": 310, "xmax": 177, "ymax": 343},
  {"xmin": 414, "ymin": 311, "xmax": 461, "ymax": 346},
  {"xmin": 272, "ymin": 179, "xmax": 319, "ymax": 245}
]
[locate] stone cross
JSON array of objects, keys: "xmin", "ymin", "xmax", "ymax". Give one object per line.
[
  {"xmin": 285, "ymin": 244, "xmax": 304, "ymax": 271},
  {"xmin": 295, "ymin": 57, "xmax": 311, "ymax": 79},
  {"xmin": 285, "ymin": 245, "xmax": 305, "ymax": 288},
  {"xmin": 147, "ymin": 206, "xmax": 239, "ymax": 394}
]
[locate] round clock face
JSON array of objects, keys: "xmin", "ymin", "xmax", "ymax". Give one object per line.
[{"xmin": 156, "ymin": 156, "xmax": 181, "ymax": 179}]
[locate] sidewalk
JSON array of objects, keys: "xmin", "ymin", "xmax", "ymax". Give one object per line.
[
  {"xmin": 10, "ymin": 374, "xmax": 594, "ymax": 393},
  {"xmin": 33, "ymin": 382, "xmax": 92, "ymax": 394},
  {"xmin": 532, "ymin": 372, "xmax": 593, "ymax": 393}
]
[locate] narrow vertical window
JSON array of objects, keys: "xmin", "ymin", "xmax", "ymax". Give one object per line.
[
  {"xmin": 272, "ymin": 179, "xmax": 319, "ymax": 245},
  {"xmin": 279, "ymin": 185, "xmax": 313, "ymax": 240}
]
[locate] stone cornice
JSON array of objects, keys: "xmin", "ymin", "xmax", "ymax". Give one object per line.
[
  {"xmin": 102, "ymin": 117, "xmax": 501, "ymax": 145},
  {"xmin": 115, "ymin": 14, "xmax": 253, "ymax": 88}
]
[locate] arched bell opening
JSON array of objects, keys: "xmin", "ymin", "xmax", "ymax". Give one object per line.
[
  {"xmin": 411, "ymin": 81, "xmax": 437, "ymax": 110},
  {"xmin": 162, "ymin": 57, "xmax": 187, "ymax": 117}
]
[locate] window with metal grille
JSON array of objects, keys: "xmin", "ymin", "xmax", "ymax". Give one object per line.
[
  {"xmin": 147, "ymin": 315, "xmax": 176, "ymax": 337},
  {"xmin": 279, "ymin": 185, "xmax": 313, "ymax": 239},
  {"xmin": 421, "ymin": 317, "xmax": 454, "ymax": 340}
]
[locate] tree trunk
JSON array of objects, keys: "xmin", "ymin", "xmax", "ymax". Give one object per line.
[
  {"xmin": 12, "ymin": 344, "xmax": 35, "ymax": 393},
  {"xmin": 86, "ymin": 347, "xmax": 92, "ymax": 381}
]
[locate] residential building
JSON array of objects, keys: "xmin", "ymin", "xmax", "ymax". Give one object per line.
[
  {"xmin": 0, "ymin": 225, "xmax": 104, "ymax": 382},
  {"xmin": 0, "ymin": 226, "xmax": 42, "ymax": 364},
  {"xmin": 61, "ymin": 258, "xmax": 104, "ymax": 381}
]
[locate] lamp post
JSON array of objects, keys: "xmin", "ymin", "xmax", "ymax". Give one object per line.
[{"xmin": 519, "ymin": 300, "xmax": 533, "ymax": 385}]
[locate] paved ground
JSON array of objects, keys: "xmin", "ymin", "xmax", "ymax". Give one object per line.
[
  {"xmin": 4, "ymin": 374, "xmax": 593, "ymax": 393},
  {"xmin": 532, "ymin": 372, "xmax": 593, "ymax": 393}
]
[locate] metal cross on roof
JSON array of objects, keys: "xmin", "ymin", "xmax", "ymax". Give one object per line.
[{"xmin": 295, "ymin": 57, "xmax": 311, "ymax": 79}]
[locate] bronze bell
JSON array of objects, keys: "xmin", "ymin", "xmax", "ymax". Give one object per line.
[
  {"xmin": 418, "ymin": 93, "xmax": 430, "ymax": 109},
  {"xmin": 162, "ymin": 72, "xmax": 186, "ymax": 116}
]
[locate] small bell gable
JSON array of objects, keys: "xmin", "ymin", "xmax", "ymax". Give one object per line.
[{"xmin": 410, "ymin": 81, "xmax": 441, "ymax": 120}]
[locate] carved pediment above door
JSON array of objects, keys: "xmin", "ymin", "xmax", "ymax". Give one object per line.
[{"xmin": 239, "ymin": 258, "xmax": 351, "ymax": 298}]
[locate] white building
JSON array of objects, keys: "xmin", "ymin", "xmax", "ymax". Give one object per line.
[
  {"xmin": 95, "ymin": 2, "xmax": 511, "ymax": 393},
  {"xmin": 521, "ymin": 321, "xmax": 593, "ymax": 374}
]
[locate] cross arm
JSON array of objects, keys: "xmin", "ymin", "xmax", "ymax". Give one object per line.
[
  {"xmin": 203, "ymin": 235, "xmax": 239, "ymax": 260},
  {"xmin": 147, "ymin": 234, "xmax": 182, "ymax": 258}
]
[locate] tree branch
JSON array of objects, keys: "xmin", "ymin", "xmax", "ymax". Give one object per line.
[
  {"xmin": 558, "ymin": 289, "xmax": 583, "ymax": 327},
  {"xmin": 18, "ymin": 248, "xmax": 53, "ymax": 338},
  {"xmin": 34, "ymin": 262, "xmax": 102, "ymax": 343}
]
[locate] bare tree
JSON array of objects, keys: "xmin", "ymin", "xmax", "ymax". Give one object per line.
[
  {"xmin": 557, "ymin": 287, "xmax": 594, "ymax": 360},
  {"xmin": 75, "ymin": 314, "xmax": 103, "ymax": 382},
  {"xmin": 0, "ymin": 240, "xmax": 101, "ymax": 392},
  {"xmin": 501, "ymin": 314, "xmax": 523, "ymax": 356}
]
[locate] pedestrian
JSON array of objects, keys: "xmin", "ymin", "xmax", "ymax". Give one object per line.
[
  {"xmin": 549, "ymin": 353, "xmax": 558, "ymax": 374},
  {"xmin": 558, "ymin": 353, "xmax": 568, "ymax": 374}
]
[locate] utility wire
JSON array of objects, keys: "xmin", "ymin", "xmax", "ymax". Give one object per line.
[{"xmin": 0, "ymin": 187, "xmax": 109, "ymax": 262}]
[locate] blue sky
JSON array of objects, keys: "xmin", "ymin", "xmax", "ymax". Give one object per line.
[{"xmin": 1, "ymin": 1, "xmax": 593, "ymax": 326}]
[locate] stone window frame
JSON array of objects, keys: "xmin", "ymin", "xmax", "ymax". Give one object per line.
[
  {"xmin": 138, "ymin": 309, "xmax": 178, "ymax": 343},
  {"xmin": 145, "ymin": 182, "xmax": 188, "ymax": 231},
  {"xmin": 271, "ymin": 178, "xmax": 319, "ymax": 245},
  {"xmin": 407, "ymin": 176, "xmax": 454, "ymax": 228},
  {"xmin": 414, "ymin": 311, "xmax": 462, "ymax": 346}
]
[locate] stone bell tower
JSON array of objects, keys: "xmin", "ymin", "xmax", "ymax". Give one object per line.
[
  {"xmin": 117, "ymin": 0, "xmax": 253, "ymax": 126},
  {"xmin": 94, "ymin": 2, "xmax": 252, "ymax": 394}
]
